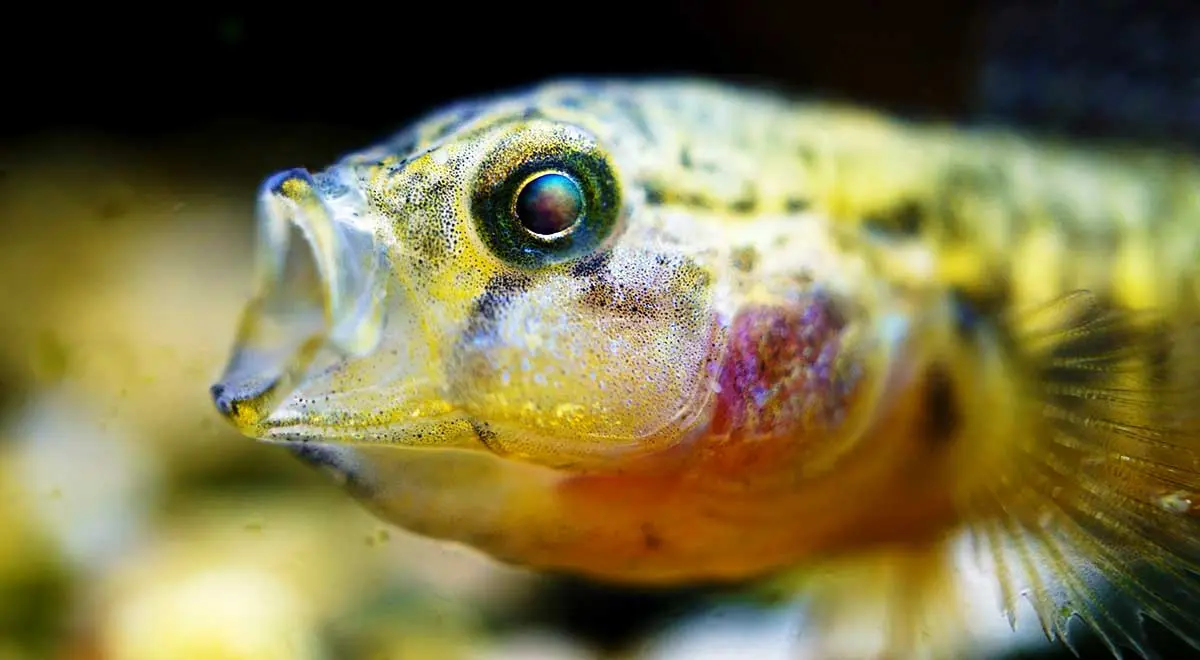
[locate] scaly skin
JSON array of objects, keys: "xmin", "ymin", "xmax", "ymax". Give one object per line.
[{"xmin": 212, "ymin": 79, "xmax": 1200, "ymax": 658}]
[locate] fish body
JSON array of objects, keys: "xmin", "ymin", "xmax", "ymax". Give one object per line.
[{"xmin": 211, "ymin": 79, "xmax": 1200, "ymax": 658}]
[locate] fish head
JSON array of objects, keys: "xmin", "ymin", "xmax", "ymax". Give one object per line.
[{"xmin": 210, "ymin": 81, "xmax": 936, "ymax": 578}]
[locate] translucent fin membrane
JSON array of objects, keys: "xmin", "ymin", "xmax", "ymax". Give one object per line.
[{"xmin": 971, "ymin": 292, "xmax": 1200, "ymax": 659}]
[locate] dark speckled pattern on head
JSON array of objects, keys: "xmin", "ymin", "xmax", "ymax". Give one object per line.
[{"xmin": 344, "ymin": 79, "xmax": 1200, "ymax": 321}]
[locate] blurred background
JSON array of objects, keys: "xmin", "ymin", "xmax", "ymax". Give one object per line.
[{"xmin": 1, "ymin": 1, "xmax": 1197, "ymax": 658}]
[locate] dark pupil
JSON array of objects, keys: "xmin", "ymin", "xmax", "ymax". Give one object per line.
[{"xmin": 515, "ymin": 172, "xmax": 584, "ymax": 236}]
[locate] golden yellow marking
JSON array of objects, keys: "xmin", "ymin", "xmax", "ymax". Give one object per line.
[{"xmin": 278, "ymin": 176, "xmax": 311, "ymax": 200}]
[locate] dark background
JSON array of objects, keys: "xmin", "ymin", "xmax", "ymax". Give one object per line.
[
  {"xmin": 7, "ymin": 1, "xmax": 1198, "ymax": 149},
  {"xmin": 3, "ymin": 1, "xmax": 981, "ymax": 142},
  {"xmin": 3, "ymin": 1, "xmax": 1197, "ymax": 659}
]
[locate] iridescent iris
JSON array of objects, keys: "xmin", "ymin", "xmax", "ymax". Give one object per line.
[{"xmin": 515, "ymin": 172, "xmax": 585, "ymax": 236}]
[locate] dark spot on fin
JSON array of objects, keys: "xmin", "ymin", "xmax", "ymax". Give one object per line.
[{"xmin": 1037, "ymin": 293, "xmax": 1141, "ymax": 392}]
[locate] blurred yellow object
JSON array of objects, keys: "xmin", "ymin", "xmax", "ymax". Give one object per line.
[{"xmin": 102, "ymin": 566, "xmax": 325, "ymax": 660}]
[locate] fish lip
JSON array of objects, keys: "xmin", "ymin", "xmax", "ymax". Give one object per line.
[
  {"xmin": 210, "ymin": 166, "xmax": 385, "ymax": 435},
  {"xmin": 210, "ymin": 382, "xmax": 255, "ymax": 418}
]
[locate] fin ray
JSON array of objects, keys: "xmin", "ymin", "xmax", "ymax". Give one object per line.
[{"xmin": 969, "ymin": 290, "xmax": 1200, "ymax": 658}]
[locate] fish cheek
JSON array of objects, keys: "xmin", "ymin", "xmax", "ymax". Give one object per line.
[{"xmin": 443, "ymin": 277, "xmax": 717, "ymax": 463}]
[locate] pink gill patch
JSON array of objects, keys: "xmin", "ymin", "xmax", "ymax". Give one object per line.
[{"xmin": 711, "ymin": 297, "xmax": 856, "ymax": 437}]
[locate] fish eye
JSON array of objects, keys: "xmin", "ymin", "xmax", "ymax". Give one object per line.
[
  {"xmin": 471, "ymin": 122, "xmax": 621, "ymax": 270},
  {"xmin": 514, "ymin": 171, "xmax": 585, "ymax": 237}
]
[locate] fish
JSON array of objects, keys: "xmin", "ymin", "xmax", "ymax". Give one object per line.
[{"xmin": 209, "ymin": 78, "xmax": 1200, "ymax": 659}]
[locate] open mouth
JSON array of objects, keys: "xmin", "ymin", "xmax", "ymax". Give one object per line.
[{"xmin": 210, "ymin": 167, "xmax": 387, "ymax": 436}]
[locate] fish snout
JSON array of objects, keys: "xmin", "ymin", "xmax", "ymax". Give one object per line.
[{"xmin": 210, "ymin": 166, "xmax": 385, "ymax": 435}]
